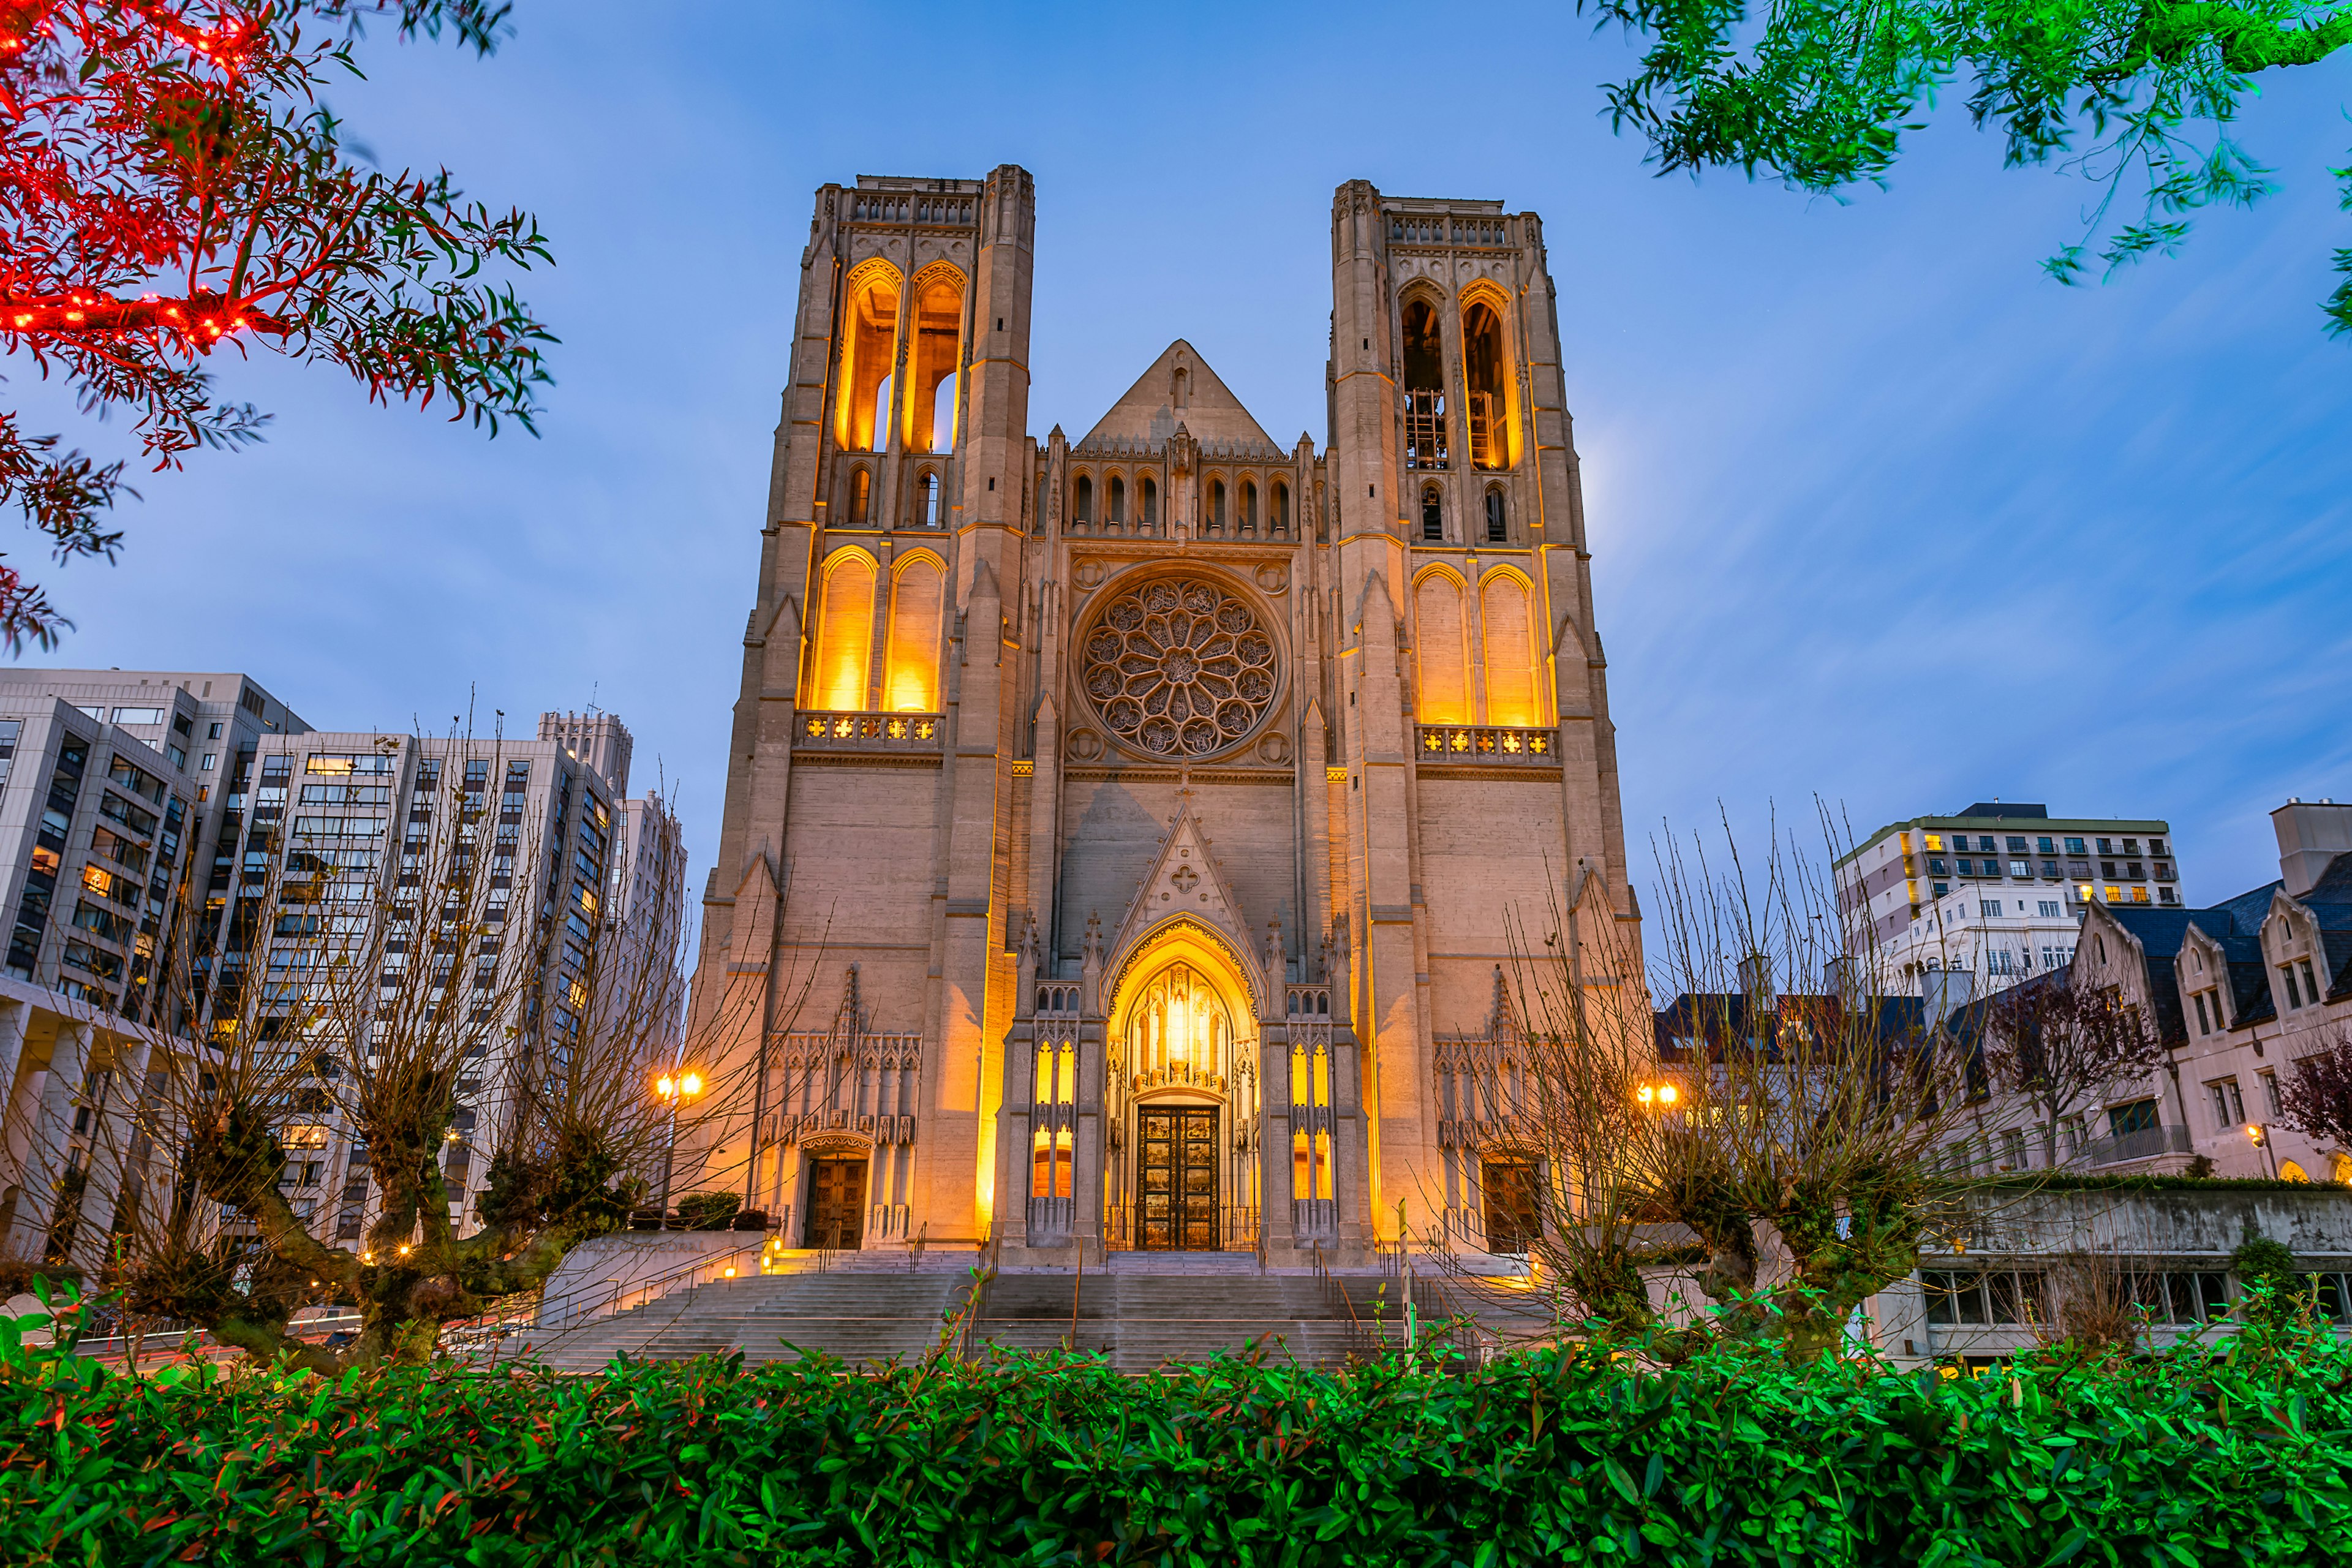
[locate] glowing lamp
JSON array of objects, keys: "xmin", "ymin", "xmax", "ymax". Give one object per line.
[
  {"xmin": 681, "ymin": 1071, "xmax": 704, "ymax": 1096},
  {"xmin": 1659, "ymin": 1085, "xmax": 1679, "ymax": 1107},
  {"xmin": 1637, "ymin": 1085, "xmax": 1654, "ymax": 1105},
  {"xmin": 2247, "ymin": 1124, "xmax": 2264, "ymax": 1146},
  {"xmin": 657, "ymin": 1074, "xmax": 676, "ymax": 1098}
]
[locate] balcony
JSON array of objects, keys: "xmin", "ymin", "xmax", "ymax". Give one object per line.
[
  {"xmin": 1415, "ymin": 725, "xmax": 1560, "ymax": 765},
  {"xmin": 2078, "ymin": 1124, "xmax": 2193, "ymax": 1168},
  {"xmin": 794, "ymin": 711, "xmax": 943, "ymax": 754}
]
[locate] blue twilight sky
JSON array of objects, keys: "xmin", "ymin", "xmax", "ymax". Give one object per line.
[{"xmin": 7, "ymin": 1, "xmax": 2350, "ymax": 910}]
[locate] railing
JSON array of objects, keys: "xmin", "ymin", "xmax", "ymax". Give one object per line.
[
  {"xmin": 1311, "ymin": 1240, "xmax": 1382, "ymax": 1361},
  {"xmin": 2079, "ymin": 1124, "xmax": 2194, "ymax": 1168},
  {"xmin": 795, "ymin": 711, "xmax": 943, "ymax": 752},
  {"xmin": 1415, "ymin": 725, "xmax": 1558, "ymax": 763},
  {"xmin": 1102, "ymin": 1202, "xmax": 1258, "ymax": 1253}
]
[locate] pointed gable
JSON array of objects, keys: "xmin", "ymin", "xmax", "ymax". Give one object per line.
[
  {"xmin": 1105, "ymin": 799, "xmax": 1266, "ymax": 1003},
  {"xmin": 1077, "ymin": 341, "xmax": 1282, "ymax": 456}
]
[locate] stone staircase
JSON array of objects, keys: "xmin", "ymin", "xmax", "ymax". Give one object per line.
[
  {"xmin": 973, "ymin": 1267, "xmax": 1404, "ymax": 1372},
  {"xmin": 523, "ymin": 1270, "xmax": 972, "ymax": 1372},
  {"xmin": 519, "ymin": 1252, "xmax": 1413, "ymax": 1374}
]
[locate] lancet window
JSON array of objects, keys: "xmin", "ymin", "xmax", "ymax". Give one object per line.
[
  {"xmin": 1403, "ymin": 296, "xmax": 1447, "ymax": 470},
  {"xmin": 908, "ymin": 271, "xmax": 965, "ymax": 453},
  {"xmin": 1462, "ymin": 298, "xmax": 1513, "ymax": 470},
  {"xmin": 810, "ymin": 551, "xmax": 876, "ymax": 712},
  {"xmin": 1073, "ymin": 474, "xmax": 1094, "ymax": 527},
  {"xmin": 1140, "ymin": 477, "xmax": 1158, "ymax": 533},
  {"xmin": 1240, "ymin": 479, "xmax": 1257, "ymax": 533},
  {"xmin": 1127, "ymin": 963, "xmax": 1228, "ymax": 1091},
  {"xmin": 1484, "ymin": 488, "xmax": 1506, "ymax": 543},
  {"xmin": 834, "ymin": 267, "xmax": 901, "ymax": 453}
]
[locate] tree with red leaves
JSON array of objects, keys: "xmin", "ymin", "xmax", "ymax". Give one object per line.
[
  {"xmin": 2278, "ymin": 1029, "xmax": 2352, "ymax": 1154},
  {"xmin": 1, "ymin": 1, "xmax": 551, "ymax": 648}
]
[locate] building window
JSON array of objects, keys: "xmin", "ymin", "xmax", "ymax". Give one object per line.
[
  {"xmin": 1420, "ymin": 486, "xmax": 1442, "ymax": 541},
  {"xmin": 2149, "ymin": 837, "xmax": 2168, "ymax": 856},
  {"xmin": 850, "ymin": 466, "xmax": 872, "ymax": 525},
  {"xmin": 1461, "ymin": 298, "xmax": 1513, "ymax": 470},
  {"xmin": 2008, "ymin": 859, "xmax": 2029, "ymax": 876},
  {"xmin": 1239, "ymin": 478, "xmax": 1257, "ymax": 532},
  {"xmin": 207, "ymin": 722, "xmax": 223, "ymax": 739},
  {"xmin": 2283, "ymin": 963, "xmax": 2305, "ymax": 1010},
  {"xmin": 1484, "ymin": 489, "xmax": 1506, "ymax": 543},
  {"xmin": 200, "ymin": 752, "xmax": 216, "ymax": 771},
  {"xmin": 2207, "ymin": 1077, "xmax": 2245, "ymax": 1131},
  {"xmin": 1073, "ymin": 474, "xmax": 1093, "ymax": 526},
  {"xmin": 1402, "ymin": 297, "xmax": 1447, "ymax": 469},
  {"xmin": 919, "ymin": 472, "xmax": 940, "ymax": 527},
  {"xmin": 2108, "ymin": 1098, "xmax": 2159, "ymax": 1138},
  {"xmin": 2064, "ymin": 837, "xmax": 2086, "ymax": 854},
  {"xmin": 1207, "ymin": 478, "xmax": 1226, "ymax": 532},
  {"xmin": 2193, "ymin": 992, "xmax": 2212, "ymax": 1035},
  {"xmin": 2261, "ymin": 1071, "xmax": 2282, "ymax": 1119},
  {"xmin": 1924, "ymin": 834, "xmax": 1943, "ymax": 851},
  {"xmin": 1107, "ymin": 475, "xmax": 1126, "ymax": 527},
  {"xmin": 1932, "ymin": 881, "xmax": 1949, "ymax": 896},
  {"xmin": 1979, "ymin": 900, "xmax": 2002, "ymax": 918},
  {"xmin": 2037, "ymin": 837, "xmax": 2056, "ymax": 854},
  {"xmin": 1140, "ymin": 476, "xmax": 1158, "ymax": 532},
  {"xmin": 1272, "ymin": 480, "xmax": 1290, "ymax": 533},
  {"xmin": 2300, "ymin": 957, "xmax": 2320, "ymax": 1003},
  {"xmin": 2037, "ymin": 900, "xmax": 2061, "ymax": 918}
]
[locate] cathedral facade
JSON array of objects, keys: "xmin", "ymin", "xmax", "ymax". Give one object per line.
[{"xmin": 690, "ymin": 166, "xmax": 1637, "ymax": 1264}]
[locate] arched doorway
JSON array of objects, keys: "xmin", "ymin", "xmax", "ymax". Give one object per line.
[{"xmin": 1105, "ymin": 935, "xmax": 1261, "ymax": 1251}]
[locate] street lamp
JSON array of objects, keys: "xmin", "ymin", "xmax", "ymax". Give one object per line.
[
  {"xmin": 1637, "ymin": 1082, "xmax": 1679, "ymax": 1109},
  {"xmin": 2247, "ymin": 1122, "xmax": 2278, "ymax": 1180},
  {"xmin": 655, "ymin": 1068, "xmax": 706, "ymax": 1223}
]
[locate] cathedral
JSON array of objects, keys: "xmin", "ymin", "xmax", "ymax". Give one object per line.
[{"xmin": 688, "ymin": 166, "xmax": 1637, "ymax": 1266}]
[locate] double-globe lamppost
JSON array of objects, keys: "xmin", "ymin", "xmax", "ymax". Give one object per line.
[{"xmin": 655, "ymin": 1068, "xmax": 706, "ymax": 1223}]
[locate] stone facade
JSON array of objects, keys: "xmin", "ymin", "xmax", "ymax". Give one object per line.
[{"xmin": 689, "ymin": 167, "xmax": 1636, "ymax": 1265}]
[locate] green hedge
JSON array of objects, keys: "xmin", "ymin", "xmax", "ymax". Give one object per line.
[{"xmin": 6, "ymin": 1316, "xmax": 2352, "ymax": 1566}]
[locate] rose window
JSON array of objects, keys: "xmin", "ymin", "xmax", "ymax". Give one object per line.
[{"xmin": 1082, "ymin": 577, "xmax": 1276, "ymax": 756}]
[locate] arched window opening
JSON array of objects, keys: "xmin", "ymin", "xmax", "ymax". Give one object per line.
[
  {"xmin": 1107, "ymin": 475, "xmax": 1126, "ymax": 529},
  {"xmin": 1032, "ymin": 1130, "xmax": 1071, "ymax": 1198},
  {"xmin": 1291, "ymin": 1044, "xmax": 1333, "ymax": 1202},
  {"xmin": 1240, "ymin": 479, "xmax": 1258, "ymax": 533},
  {"xmin": 1140, "ymin": 476, "xmax": 1159, "ymax": 533},
  {"xmin": 1414, "ymin": 573, "xmax": 1469, "ymax": 723},
  {"xmin": 1173, "ymin": 366, "xmax": 1189, "ymax": 409},
  {"xmin": 1207, "ymin": 478, "xmax": 1226, "ymax": 533},
  {"xmin": 1271, "ymin": 480, "xmax": 1290, "ymax": 534},
  {"xmin": 884, "ymin": 557, "xmax": 943, "ymax": 711},
  {"xmin": 929, "ymin": 372, "xmax": 958, "ymax": 454},
  {"xmin": 834, "ymin": 269, "xmax": 900, "ymax": 453},
  {"xmin": 1481, "ymin": 574, "xmax": 1539, "ymax": 727},
  {"xmin": 1462, "ymin": 299, "xmax": 1513, "ymax": 470},
  {"xmin": 1127, "ymin": 963, "xmax": 1231, "ymax": 1082},
  {"xmin": 919, "ymin": 472, "xmax": 941, "ymax": 527},
  {"xmin": 850, "ymin": 467, "xmax": 872, "ymax": 526},
  {"xmin": 1421, "ymin": 486, "xmax": 1444, "ymax": 543},
  {"xmin": 1073, "ymin": 474, "xmax": 1094, "ymax": 526},
  {"xmin": 908, "ymin": 273, "xmax": 965, "ymax": 453},
  {"xmin": 1402, "ymin": 297, "xmax": 1447, "ymax": 470},
  {"xmin": 811, "ymin": 552, "xmax": 876, "ymax": 711},
  {"xmin": 1485, "ymin": 489, "xmax": 1506, "ymax": 544}
]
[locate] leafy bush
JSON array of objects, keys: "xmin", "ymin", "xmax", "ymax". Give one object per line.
[
  {"xmin": 4, "ymin": 1287, "xmax": 2351, "ymax": 1566},
  {"xmin": 671, "ymin": 1190, "xmax": 741, "ymax": 1231}
]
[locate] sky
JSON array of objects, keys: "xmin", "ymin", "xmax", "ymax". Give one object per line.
[{"xmin": 9, "ymin": 1, "xmax": 2351, "ymax": 911}]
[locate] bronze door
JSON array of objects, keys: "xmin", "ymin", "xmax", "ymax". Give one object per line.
[
  {"xmin": 1481, "ymin": 1159, "xmax": 1540, "ymax": 1254},
  {"xmin": 1137, "ymin": 1106, "xmax": 1219, "ymax": 1250},
  {"xmin": 805, "ymin": 1158, "xmax": 866, "ymax": 1250}
]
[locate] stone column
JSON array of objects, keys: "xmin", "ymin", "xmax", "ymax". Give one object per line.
[{"xmin": 8, "ymin": 1020, "xmax": 91, "ymax": 1261}]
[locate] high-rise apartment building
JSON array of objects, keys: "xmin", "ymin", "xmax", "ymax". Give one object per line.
[
  {"xmin": 1837, "ymin": 802, "xmax": 2184, "ymax": 992},
  {"xmin": 0, "ymin": 674, "xmax": 687, "ymax": 1259}
]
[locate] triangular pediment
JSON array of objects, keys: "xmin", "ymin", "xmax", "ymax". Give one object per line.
[
  {"xmin": 1104, "ymin": 801, "xmax": 1265, "ymax": 1005},
  {"xmin": 1076, "ymin": 341, "xmax": 1282, "ymax": 456}
]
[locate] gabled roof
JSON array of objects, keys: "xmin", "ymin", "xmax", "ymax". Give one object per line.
[{"xmin": 1075, "ymin": 341, "xmax": 1284, "ymax": 456}]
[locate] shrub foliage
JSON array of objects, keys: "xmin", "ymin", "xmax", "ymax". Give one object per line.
[{"xmin": 5, "ymin": 1295, "xmax": 2352, "ymax": 1567}]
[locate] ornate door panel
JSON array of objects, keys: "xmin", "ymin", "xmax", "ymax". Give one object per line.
[
  {"xmin": 805, "ymin": 1157, "xmax": 867, "ymax": 1249},
  {"xmin": 1137, "ymin": 1106, "xmax": 1219, "ymax": 1250}
]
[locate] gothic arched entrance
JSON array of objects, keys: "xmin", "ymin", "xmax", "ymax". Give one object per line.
[{"xmin": 1105, "ymin": 933, "xmax": 1261, "ymax": 1251}]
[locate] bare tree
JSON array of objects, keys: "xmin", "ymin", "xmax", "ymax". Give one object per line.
[
  {"xmin": 13, "ymin": 723, "xmax": 772, "ymax": 1370},
  {"xmin": 1485, "ymin": 807, "xmax": 1977, "ymax": 1360},
  {"xmin": 2278, "ymin": 1029, "xmax": 2352, "ymax": 1156},
  {"xmin": 1981, "ymin": 976, "xmax": 2166, "ymax": 1167}
]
